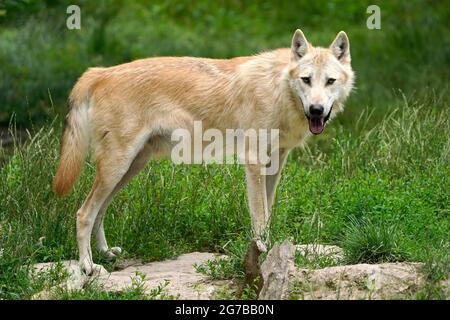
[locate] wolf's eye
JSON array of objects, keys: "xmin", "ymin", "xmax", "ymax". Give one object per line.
[
  {"xmin": 326, "ymin": 78, "xmax": 336, "ymax": 85},
  {"xmin": 301, "ymin": 77, "xmax": 311, "ymax": 85}
]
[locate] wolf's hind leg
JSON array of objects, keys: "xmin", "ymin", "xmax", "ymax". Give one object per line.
[
  {"xmin": 76, "ymin": 176, "xmax": 116, "ymax": 276},
  {"xmin": 93, "ymin": 146, "xmax": 152, "ymax": 259},
  {"xmin": 245, "ymin": 164, "xmax": 269, "ymax": 252},
  {"xmin": 77, "ymin": 144, "xmax": 144, "ymax": 275}
]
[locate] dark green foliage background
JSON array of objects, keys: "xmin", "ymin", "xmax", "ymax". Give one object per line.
[{"xmin": 0, "ymin": 0, "xmax": 448, "ymax": 127}]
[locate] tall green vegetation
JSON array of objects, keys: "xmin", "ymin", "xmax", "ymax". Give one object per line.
[{"xmin": 0, "ymin": 1, "xmax": 448, "ymax": 127}]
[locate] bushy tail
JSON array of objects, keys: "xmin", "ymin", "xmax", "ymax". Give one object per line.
[{"xmin": 53, "ymin": 85, "xmax": 91, "ymax": 197}]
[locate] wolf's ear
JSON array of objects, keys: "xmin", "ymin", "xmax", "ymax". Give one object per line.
[
  {"xmin": 291, "ymin": 29, "xmax": 309, "ymax": 60},
  {"xmin": 330, "ymin": 31, "xmax": 350, "ymax": 63}
]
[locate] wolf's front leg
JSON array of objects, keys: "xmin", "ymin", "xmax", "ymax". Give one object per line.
[
  {"xmin": 241, "ymin": 164, "xmax": 270, "ymax": 295},
  {"xmin": 245, "ymin": 164, "xmax": 270, "ymax": 252},
  {"xmin": 265, "ymin": 148, "xmax": 289, "ymax": 215}
]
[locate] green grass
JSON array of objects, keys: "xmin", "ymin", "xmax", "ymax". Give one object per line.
[
  {"xmin": 410, "ymin": 242, "xmax": 450, "ymax": 300},
  {"xmin": 340, "ymin": 216, "xmax": 408, "ymax": 264},
  {"xmin": 195, "ymin": 257, "xmax": 245, "ymax": 281},
  {"xmin": 0, "ymin": 0, "xmax": 449, "ymax": 300},
  {"xmin": 0, "ymin": 96, "xmax": 449, "ymax": 299},
  {"xmin": 34, "ymin": 269, "xmax": 175, "ymax": 300},
  {"xmin": 294, "ymin": 250, "xmax": 341, "ymax": 270}
]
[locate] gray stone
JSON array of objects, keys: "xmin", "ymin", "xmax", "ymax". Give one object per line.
[
  {"xmin": 291, "ymin": 262, "xmax": 424, "ymax": 300},
  {"xmin": 30, "ymin": 245, "xmax": 444, "ymax": 300},
  {"xmin": 98, "ymin": 252, "xmax": 229, "ymax": 299},
  {"xmin": 32, "ymin": 253, "xmax": 231, "ymax": 300},
  {"xmin": 259, "ymin": 240, "xmax": 296, "ymax": 300}
]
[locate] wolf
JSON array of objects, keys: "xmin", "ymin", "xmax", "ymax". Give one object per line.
[{"xmin": 53, "ymin": 29, "xmax": 354, "ymax": 275}]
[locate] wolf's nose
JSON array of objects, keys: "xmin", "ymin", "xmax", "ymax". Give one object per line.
[{"xmin": 309, "ymin": 104, "xmax": 324, "ymax": 116}]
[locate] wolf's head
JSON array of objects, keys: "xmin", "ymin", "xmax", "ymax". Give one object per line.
[{"xmin": 288, "ymin": 29, "xmax": 354, "ymax": 135}]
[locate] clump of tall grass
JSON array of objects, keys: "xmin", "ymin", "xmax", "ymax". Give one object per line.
[{"xmin": 340, "ymin": 216, "xmax": 407, "ymax": 264}]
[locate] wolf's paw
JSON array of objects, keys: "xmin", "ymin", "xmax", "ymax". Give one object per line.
[
  {"xmin": 80, "ymin": 261, "xmax": 108, "ymax": 277},
  {"xmin": 103, "ymin": 246, "xmax": 122, "ymax": 260},
  {"xmin": 255, "ymin": 239, "xmax": 267, "ymax": 253}
]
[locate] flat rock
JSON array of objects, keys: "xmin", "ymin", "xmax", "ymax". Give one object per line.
[
  {"xmin": 259, "ymin": 240, "xmax": 296, "ymax": 300},
  {"xmin": 292, "ymin": 262, "xmax": 424, "ymax": 300},
  {"xmin": 32, "ymin": 252, "xmax": 231, "ymax": 300},
  {"xmin": 98, "ymin": 252, "xmax": 229, "ymax": 299},
  {"xmin": 33, "ymin": 260, "xmax": 87, "ymax": 290},
  {"xmin": 32, "ymin": 260, "xmax": 87, "ymax": 299},
  {"xmin": 260, "ymin": 241, "xmax": 432, "ymax": 300},
  {"xmin": 31, "ymin": 245, "xmax": 443, "ymax": 300}
]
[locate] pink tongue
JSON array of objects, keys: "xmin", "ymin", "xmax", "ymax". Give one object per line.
[{"xmin": 309, "ymin": 118, "xmax": 324, "ymax": 135}]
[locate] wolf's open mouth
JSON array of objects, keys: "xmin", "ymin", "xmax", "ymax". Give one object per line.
[{"xmin": 307, "ymin": 106, "xmax": 333, "ymax": 135}]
